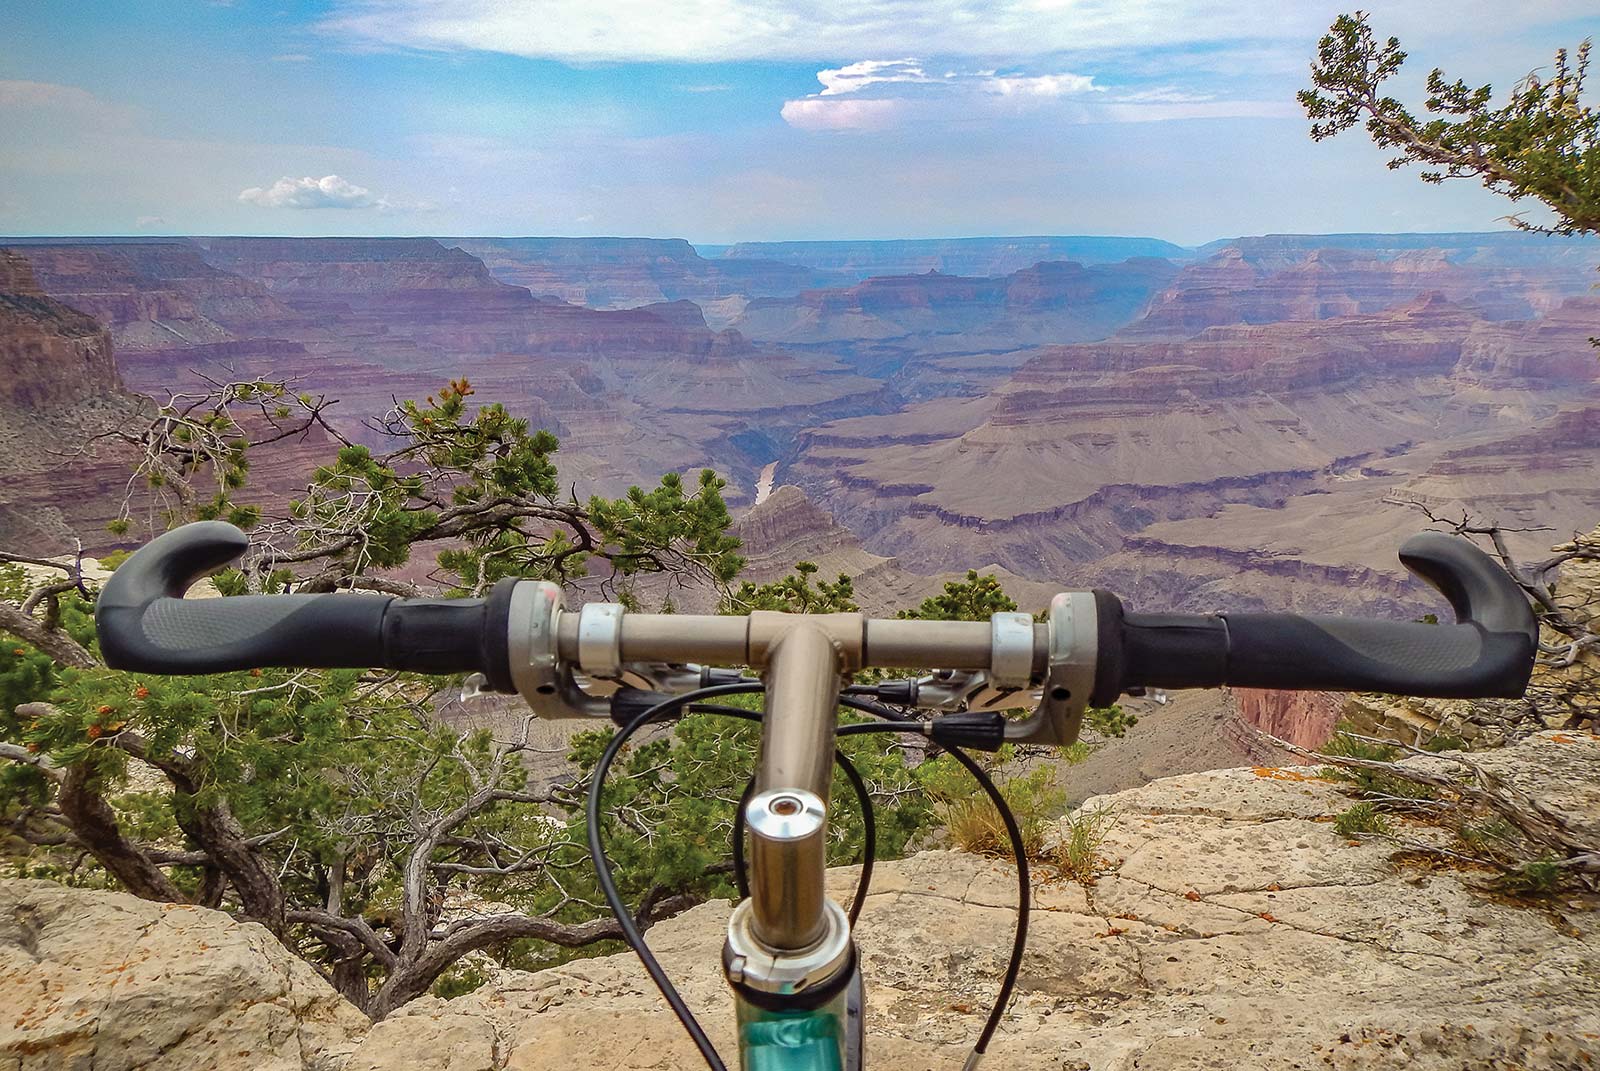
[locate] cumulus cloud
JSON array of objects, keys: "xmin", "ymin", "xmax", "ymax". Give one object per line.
[
  {"xmin": 238, "ymin": 174, "xmax": 387, "ymax": 210},
  {"xmin": 984, "ymin": 73, "xmax": 1100, "ymax": 97},
  {"xmin": 782, "ymin": 59, "xmax": 1100, "ymax": 132},
  {"xmin": 817, "ymin": 59, "xmax": 932, "ymax": 96}
]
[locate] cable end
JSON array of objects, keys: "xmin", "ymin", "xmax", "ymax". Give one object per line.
[{"xmin": 930, "ymin": 711, "xmax": 1007, "ymax": 752}]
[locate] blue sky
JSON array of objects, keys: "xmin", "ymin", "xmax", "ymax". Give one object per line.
[{"xmin": 2, "ymin": 1, "xmax": 1595, "ymax": 245}]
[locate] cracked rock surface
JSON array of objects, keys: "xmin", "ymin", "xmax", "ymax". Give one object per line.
[
  {"xmin": 352, "ymin": 732, "xmax": 1600, "ymax": 1071},
  {"xmin": 3, "ymin": 732, "xmax": 1596, "ymax": 1069}
]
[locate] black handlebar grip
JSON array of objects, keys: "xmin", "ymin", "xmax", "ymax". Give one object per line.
[
  {"xmin": 96, "ymin": 521, "xmax": 517, "ymax": 688},
  {"xmin": 1094, "ymin": 532, "xmax": 1537, "ymax": 700}
]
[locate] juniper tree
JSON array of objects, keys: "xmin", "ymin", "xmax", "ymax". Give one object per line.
[
  {"xmin": 0, "ymin": 378, "xmax": 750, "ymax": 1017},
  {"xmin": 1300, "ymin": 12, "xmax": 1598, "ymax": 236}
]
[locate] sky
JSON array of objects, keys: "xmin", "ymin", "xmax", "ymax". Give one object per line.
[{"xmin": 1, "ymin": 1, "xmax": 1596, "ymax": 245}]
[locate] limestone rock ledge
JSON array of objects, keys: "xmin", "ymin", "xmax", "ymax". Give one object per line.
[
  {"xmin": 5, "ymin": 732, "xmax": 1598, "ymax": 1071},
  {"xmin": 0, "ymin": 882, "xmax": 368, "ymax": 1071}
]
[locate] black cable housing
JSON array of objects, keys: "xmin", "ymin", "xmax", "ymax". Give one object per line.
[
  {"xmin": 586, "ymin": 686, "xmax": 1030, "ymax": 1071},
  {"xmin": 585, "ymin": 682, "xmax": 762, "ymax": 1071},
  {"xmin": 834, "ymin": 696, "xmax": 1030, "ymax": 1059},
  {"xmin": 691, "ymin": 702, "xmax": 877, "ymax": 925}
]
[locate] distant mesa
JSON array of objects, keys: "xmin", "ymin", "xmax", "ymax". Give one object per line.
[{"xmin": 708, "ymin": 235, "xmax": 1195, "ymax": 279}]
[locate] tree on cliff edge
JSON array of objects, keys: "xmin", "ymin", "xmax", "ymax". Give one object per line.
[
  {"xmin": 1301, "ymin": 15, "xmax": 1600, "ymax": 729},
  {"xmin": 0, "ymin": 377, "xmax": 970, "ymax": 1017},
  {"xmin": 1300, "ymin": 12, "xmax": 1597, "ymax": 238},
  {"xmin": 0, "ymin": 379, "xmax": 759, "ymax": 1017}
]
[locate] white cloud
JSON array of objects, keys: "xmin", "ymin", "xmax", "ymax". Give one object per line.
[
  {"xmin": 680, "ymin": 83, "xmax": 733, "ymax": 93},
  {"xmin": 135, "ymin": 215, "xmax": 169, "ymax": 228},
  {"xmin": 817, "ymin": 59, "xmax": 931, "ymax": 96},
  {"xmin": 984, "ymin": 73, "xmax": 1100, "ymax": 97},
  {"xmin": 780, "ymin": 97, "xmax": 903, "ymax": 132},
  {"xmin": 316, "ymin": 0, "xmax": 1598, "ymax": 63},
  {"xmin": 1113, "ymin": 87, "xmax": 1217, "ymax": 105},
  {"xmin": 783, "ymin": 58, "xmax": 1100, "ymax": 131},
  {"xmin": 272, "ymin": 53, "xmax": 314, "ymax": 62},
  {"xmin": 238, "ymin": 174, "xmax": 388, "ymax": 210}
]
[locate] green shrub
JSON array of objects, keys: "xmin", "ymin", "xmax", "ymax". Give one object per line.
[
  {"xmin": 1458, "ymin": 818, "xmax": 1515, "ymax": 852},
  {"xmin": 1493, "ymin": 857, "xmax": 1564, "ymax": 896},
  {"xmin": 922, "ymin": 748, "xmax": 1064, "ymax": 861},
  {"xmin": 1333, "ymin": 802, "xmax": 1390, "ymax": 836},
  {"xmin": 432, "ymin": 960, "xmax": 491, "ymax": 999},
  {"xmin": 1321, "ymin": 731, "xmax": 1437, "ymax": 803}
]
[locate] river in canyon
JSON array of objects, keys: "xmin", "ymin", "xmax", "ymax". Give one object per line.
[{"xmin": 754, "ymin": 461, "xmax": 778, "ymax": 505}]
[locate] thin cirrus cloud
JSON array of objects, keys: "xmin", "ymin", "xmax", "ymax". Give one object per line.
[
  {"xmin": 0, "ymin": 78, "xmax": 141, "ymax": 128},
  {"xmin": 239, "ymin": 174, "xmax": 388, "ymax": 210},
  {"xmin": 314, "ymin": 0, "xmax": 1597, "ymax": 64}
]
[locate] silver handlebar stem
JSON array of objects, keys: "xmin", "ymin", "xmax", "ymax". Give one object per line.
[{"xmin": 748, "ymin": 620, "xmax": 848, "ymax": 950}]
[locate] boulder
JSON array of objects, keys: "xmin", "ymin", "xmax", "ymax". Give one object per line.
[{"xmin": 0, "ymin": 882, "xmax": 367, "ymax": 1071}]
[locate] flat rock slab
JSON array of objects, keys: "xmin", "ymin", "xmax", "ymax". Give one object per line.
[
  {"xmin": 3, "ymin": 732, "xmax": 1596, "ymax": 1070},
  {"xmin": 351, "ymin": 731, "xmax": 1600, "ymax": 1071}
]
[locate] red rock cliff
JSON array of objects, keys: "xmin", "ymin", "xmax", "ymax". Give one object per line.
[
  {"xmin": 1231, "ymin": 688, "xmax": 1347, "ymax": 749},
  {"xmin": 0, "ymin": 250, "xmax": 121, "ymax": 409}
]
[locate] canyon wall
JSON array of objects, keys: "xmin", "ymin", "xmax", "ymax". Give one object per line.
[
  {"xmin": 1230, "ymin": 687, "xmax": 1347, "ymax": 749},
  {"xmin": 0, "ymin": 250, "xmax": 120, "ymax": 409},
  {"xmin": 731, "ymin": 257, "xmax": 1178, "ymax": 348},
  {"xmin": 788, "ymin": 274, "xmax": 1600, "ymax": 615},
  {"xmin": 449, "ymin": 236, "xmax": 843, "ymax": 311},
  {"xmin": 3, "ymin": 233, "xmax": 1596, "ymax": 621},
  {"xmin": 0, "ymin": 250, "xmax": 149, "ymax": 552}
]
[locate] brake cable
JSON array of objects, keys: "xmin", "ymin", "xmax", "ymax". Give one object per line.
[{"xmin": 585, "ymin": 684, "xmax": 1030, "ymax": 1071}]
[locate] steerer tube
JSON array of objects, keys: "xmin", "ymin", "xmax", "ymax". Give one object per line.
[
  {"xmin": 745, "ymin": 789, "xmax": 829, "ymax": 952},
  {"xmin": 749, "ymin": 623, "xmax": 843, "ymax": 950}
]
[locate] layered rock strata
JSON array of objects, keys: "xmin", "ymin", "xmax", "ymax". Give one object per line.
[{"xmin": 792, "ymin": 293, "xmax": 1600, "ymax": 615}]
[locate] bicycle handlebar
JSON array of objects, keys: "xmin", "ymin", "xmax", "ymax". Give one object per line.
[
  {"xmin": 1091, "ymin": 531, "xmax": 1537, "ymax": 702},
  {"xmin": 96, "ymin": 522, "xmax": 1538, "ymax": 721},
  {"xmin": 96, "ymin": 521, "xmax": 518, "ymax": 683}
]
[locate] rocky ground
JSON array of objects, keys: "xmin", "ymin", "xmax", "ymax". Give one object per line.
[{"xmin": 4, "ymin": 731, "xmax": 1595, "ymax": 1071}]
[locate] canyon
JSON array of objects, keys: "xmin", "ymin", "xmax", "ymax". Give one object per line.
[{"xmin": 1, "ymin": 230, "xmax": 1597, "ymax": 627}]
